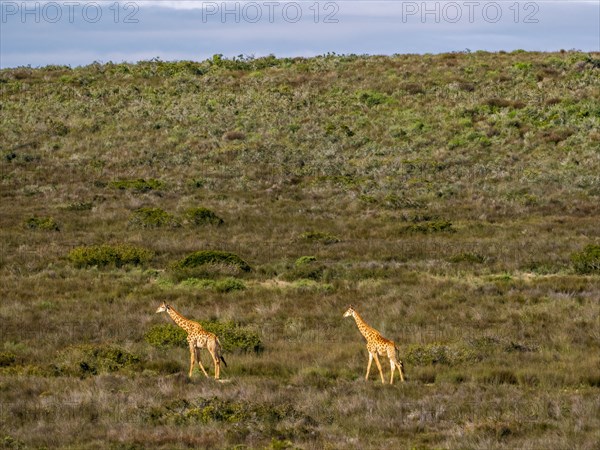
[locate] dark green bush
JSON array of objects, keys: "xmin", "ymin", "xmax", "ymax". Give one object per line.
[
  {"xmin": 298, "ymin": 231, "xmax": 340, "ymax": 245},
  {"xmin": 180, "ymin": 277, "xmax": 246, "ymax": 292},
  {"xmin": 68, "ymin": 244, "xmax": 154, "ymax": 268},
  {"xmin": 129, "ymin": 207, "xmax": 180, "ymax": 228},
  {"xmin": 144, "ymin": 324, "xmax": 187, "ymax": 348},
  {"xmin": 143, "ymin": 397, "xmax": 302, "ymax": 427},
  {"xmin": 202, "ymin": 320, "xmax": 263, "ymax": 353},
  {"xmin": 24, "ymin": 216, "xmax": 59, "ymax": 231},
  {"xmin": 185, "ymin": 207, "xmax": 224, "ymax": 226},
  {"xmin": 145, "ymin": 322, "xmax": 262, "ymax": 353},
  {"xmin": 295, "ymin": 256, "xmax": 317, "ymax": 266},
  {"xmin": 59, "ymin": 344, "xmax": 141, "ymax": 376},
  {"xmin": 0, "ymin": 352, "xmax": 17, "ymax": 367},
  {"xmin": 357, "ymin": 90, "xmax": 390, "ymax": 107},
  {"xmin": 214, "ymin": 278, "xmax": 246, "ymax": 292},
  {"xmin": 109, "ymin": 178, "xmax": 164, "ymax": 192},
  {"xmin": 405, "ymin": 344, "xmax": 476, "ymax": 366},
  {"xmin": 173, "ymin": 250, "xmax": 251, "ymax": 272},
  {"xmin": 404, "ymin": 220, "xmax": 455, "ymax": 234},
  {"xmin": 571, "ymin": 244, "xmax": 600, "ymax": 274},
  {"xmin": 282, "ymin": 263, "xmax": 324, "ymax": 282}
]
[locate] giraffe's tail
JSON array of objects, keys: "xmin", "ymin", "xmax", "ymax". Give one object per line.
[{"xmin": 216, "ymin": 337, "xmax": 227, "ymax": 367}]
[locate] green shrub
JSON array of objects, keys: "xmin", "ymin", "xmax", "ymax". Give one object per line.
[
  {"xmin": 404, "ymin": 220, "xmax": 455, "ymax": 234},
  {"xmin": 282, "ymin": 263, "xmax": 324, "ymax": 281},
  {"xmin": 143, "ymin": 397, "xmax": 302, "ymax": 427},
  {"xmin": 59, "ymin": 344, "xmax": 141, "ymax": 376},
  {"xmin": 172, "ymin": 250, "xmax": 251, "ymax": 272},
  {"xmin": 405, "ymin": 344, "xmax": 475, "ymax": 366},
  {"xmin": 145, "ymin": 322, "xmax": 262, "ymax": 353},
  {"xmin": 357, "ymin": 90, "xmax": 390, "ymax": 107},
  {"xmin": 144, "ymin": 324, "xmax": 187, "ymax": 348},
  {"xmin": 202, "ymin": 320, "xmax": 263, "ymax": 353},
  {"xmin": 214, "ymin": 278, "xmax": 246, "ymax": 292},
  {"xmin": 179, "ymin": 277, "xmax": 246, "ymax": 292},
  {"xmin": 0, "ymin": 352, "xmax": 17, "ymax": 367},
  {"xmin": 295, "ymin": 255, "xmax": 317, "ymax": 266},
  {"xmin": 298, "ymin": 231, "xmax": 340, "ymax": 245},
  {"xmin": 109, "ymin": 178, "xmax": 164, "ymax": 192},
  {"xmin": 24, "ymin": 216, "xmax": 59, "ymax": 231},
  {"xmin": 185, "ymin": 207, "xmax": 224, "ymax": 226},
  {"xmin": 571, "ymin": 244, "xmax": 600, "ymax": 274},
  {"xmin": 291, "ymin": 279, "xmax": 335, "ymax": 293},
  {"xmin": 68, "ymin": 244, "xmax": 154, "ymax": 268},
  {"xmin": 129, "ymin": 207, "xmax": 180, "ymax": 228}
]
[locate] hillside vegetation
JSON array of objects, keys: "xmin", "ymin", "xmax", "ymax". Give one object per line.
[{"xmin": 1, "ymin": 51, "xmax": 599, "ymax": 449}]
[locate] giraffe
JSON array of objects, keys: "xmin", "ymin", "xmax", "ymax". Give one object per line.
[
  {"xmin": 343, "ymin": 306, "xmax": 405, "ymax": 384},
  {"xmin": 155, "ymin": 302, "xmax": 227, "ymax": 379}
]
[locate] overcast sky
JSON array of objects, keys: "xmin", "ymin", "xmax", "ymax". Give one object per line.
[{"xmin": 1, "ymin": 1, "xmax": 598, "ymax": 68}]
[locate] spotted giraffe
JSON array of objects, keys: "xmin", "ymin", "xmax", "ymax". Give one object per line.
[
  {"xmin": 343, "ymin": 306, "xmax": 405, "ymax": 384},
  {"xmin": 155, "ymin": 302, "xmax": 227, "ymax": 379}
]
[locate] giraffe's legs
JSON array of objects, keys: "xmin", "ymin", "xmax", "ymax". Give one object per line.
[
  {"xmin": 207, "ymin": 349, "xmax": 220, "ymax": 379},
  {"xmin": 207, "ymin": 339, "xmax": 221, "ymax": 379},
  {"xmin": 365, "ymin": 353, "xmax": 373, "ymax": 380},
  {"xmin": 373, "ymin": 354, "xmax": 385, "ymax": 384},
  {"xmin": 399, "ymin": 359, "xmax": 405, "ymax": 382},
  {"xmin": 390, "ymin": 359, "xmax": 395, "ymax": 384},
  {"xmin": 194, "ymin": 348, "xmax": 209, "ymax": 378},
  {"xmin": 188, "ymin": 345, "xmax": 196, "ymax": 377}
]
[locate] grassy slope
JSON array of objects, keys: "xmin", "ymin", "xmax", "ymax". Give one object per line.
[{"xmin": 0, "ymin": 51, "xmax": 599, "ymax": 449}]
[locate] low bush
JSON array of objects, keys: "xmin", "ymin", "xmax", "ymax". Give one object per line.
[
  {"xmin": 24, "ymin": 216, "xmax": 59, "ymax": 231},
  {"xmin": 357, "ymin": 90, "xmax": 390, "ymax": 107},
  {"xmin": 214, "ymin": 278, "xmax": 246, "ymax": 292},
  {"xmin": 404, "ymin": 220, "xmax": 455, "ymax": 234},
  {"xmin": 203, "ymin": 320, "xmax": 263, "ymax": 353},
  {"xmin": 68, "ymin": 243, "xmax": 154, "ymax": 268},
  {"xmin": 180, "ymin": 277, "xmax": 246, "ymax": 292},
  {"xmin": 295, "ymin": 255, "xmax": 317, "ymax": 266},
  {"xmin": 109, "ymin": 178, "xmax": 164, "ymax": 192},
  {"xmin": 171, "ymin": 250, "xmax": 252, "ymax": 272},
  {"xmin": 58, "ymin": 344, "xmax": 141, "ymax": 376},
  {"xmin": 281, "ymin": 263, "xmax": 324, "ymax": 281},
  {"xmin": 405, "ymin": 344, "xmax": 476, "ymax": 366},
  {"xmin": 145, "ymin": 321, "xmax": 262, "ymax": 353},
  {"xmin": 144, "ymin": 324, "xmax": 187, "ymax": 348},
  {"xmin": 298, "ymin": 231, "xmax": 340, "ymax": 245},
  {"xmin": 129, "ymin": 207, "xmax": 180, "ymax": 228},
  {"xmin": 0, "ymin": 352, "xmax": 17, "ymax": 367},
  {"xmin": 143, "ymin": 397, "xmax": 303, "ymax": 427},
  {"xmin": 184, "ymin": 207, "xmax": 224, "ymax": 226},
  {"xmin": 571, "ymin": 244, "xmax": 600, "ymax": 274}
]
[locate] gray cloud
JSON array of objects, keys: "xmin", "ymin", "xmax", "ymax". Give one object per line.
[{"xmin": 1, "ymin": 1, "xmax": 598, "ymax": 68}]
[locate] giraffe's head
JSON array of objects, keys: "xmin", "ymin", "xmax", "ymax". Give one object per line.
[
  {"xmin": 155, "ymin": 302, "xmax": 169, "ymax": 313},
  {"xmin": 343, "ymin": 306, "xmax": 356, "ymax": 318}
]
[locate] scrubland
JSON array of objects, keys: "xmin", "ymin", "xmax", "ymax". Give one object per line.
[{"xmin": 0, "ymin": 51, "xmax": 599, "ymax": 449}]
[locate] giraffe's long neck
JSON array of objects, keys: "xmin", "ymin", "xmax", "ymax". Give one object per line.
[
  {"xmin": 166, "ymin": 306, "xmax": 195, "ymax": 334},
  {"xmin": 352, "ymin": 311, "xmax": 375, "ymax": 340}
]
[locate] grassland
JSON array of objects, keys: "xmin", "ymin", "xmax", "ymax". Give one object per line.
[{"xmin": 0, "ymin": 51, "xmax": 599, "ymax": 449}]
